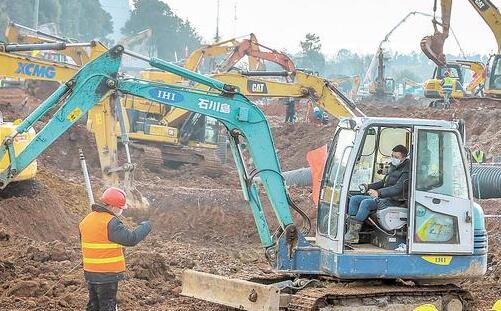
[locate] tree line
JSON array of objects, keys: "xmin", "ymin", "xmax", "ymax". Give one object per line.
[{"xmin": 0, "ymin": 0, "xmax": 202, "ymax": 62}]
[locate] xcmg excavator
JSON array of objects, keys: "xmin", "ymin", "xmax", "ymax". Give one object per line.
[
  {"xmin": 424, "ymin": 60, "xmax": 486, "ymax": 106},
  {"xmin": 421, "ymin": 0, "xmax": 501, "ymax": 97},
  {"xmin": 2, "ymin": 46, "xmax": 486, "ymax": 310},
  {"xmin": 0, "ymin": 40, "xmax": 144, "ymax": 207}
]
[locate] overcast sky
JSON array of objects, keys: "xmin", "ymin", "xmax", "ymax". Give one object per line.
[{"xmin": 158, "ymin": 0, "xmax": 497, "ymax": 57}]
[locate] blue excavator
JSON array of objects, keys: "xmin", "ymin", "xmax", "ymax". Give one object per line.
[{"xmin": 0, "ymin": 46, "xmax": 487, "ymax": 310}]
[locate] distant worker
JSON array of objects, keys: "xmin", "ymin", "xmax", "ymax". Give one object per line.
[
  {"xmin": 284, "ymin": 97, "xmax": 296, "ymax": 124},
  {"xmin": 313, "ymin": 106, "xmax": 329, "ymax": 125},
  {"xmin": 471, "ymin": 143, "xmax": 486, "ymax": 164},
  {"xmin": 441, "ymin": 70, "xmax": 455, "ymax": 108},
  {"xmin": 413, "ymin": 304, "xmax": 439, "ymax": 311},
  {"xmin": 491, "ymin": 299, "xmax": 501, "ymax": 311},
  {"xmin": 80, "ymin": 187, "xmax": 152, "ymax": 311},
  {"xmin": 345, "ymin": 145, "xmax": 409, "ymax": 244}
]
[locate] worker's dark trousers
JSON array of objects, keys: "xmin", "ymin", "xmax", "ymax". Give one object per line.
[{"xmin": 86, "ymin": 282, "xmax": 118, "ymax": 311}]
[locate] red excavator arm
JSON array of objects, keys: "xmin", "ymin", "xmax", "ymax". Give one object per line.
[{"xmin": 219, "ymin": 40, "xmax": 296, "ymax": 72}]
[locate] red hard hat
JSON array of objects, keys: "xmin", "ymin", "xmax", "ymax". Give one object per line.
[{"xmin": 100, "ymin": 187, "xmax": 127, "ymax": 209}]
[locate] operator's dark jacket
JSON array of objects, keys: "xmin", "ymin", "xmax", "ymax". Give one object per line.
[
  {"xmin": 83, "ymin": 204, "xmax": 152, "ymax": 284},
  {"xmin": 368, "ymin": 158, "xmax": 410, "ymax": 208}
]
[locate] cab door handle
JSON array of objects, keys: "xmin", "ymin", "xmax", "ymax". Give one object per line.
[{"xmin": 465, "ymin": 211, "xmax": 472, "ymax": 223}]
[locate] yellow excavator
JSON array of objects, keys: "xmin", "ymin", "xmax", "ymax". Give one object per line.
[
  {"xmin": 368, "ymin": 48, "xmax": 395, "ymax": 100},
  {"xmin": 0, "ymin": 40, "xmax": 113, "ymax": 183},
  {"xmin": 201, "ymin": 71, "xmax": 363, "ymax": 118},
  {"xmin": 4, "ymin": 23, "xmax": 258, "ymax": 168},
  {"xmin": 423, "ymin": 60, "xmax": 486, "ymax": 105},
  {"xmin": 421, "ymin": 0, "xmax": 501, "ymax": 97},
  {"xmin": 116, "ymin": 34, "xmax": 265, "ymax": 167},
  {"xmin": 330, "ymin": 75, "xmax": 361, "ymax": 100}
]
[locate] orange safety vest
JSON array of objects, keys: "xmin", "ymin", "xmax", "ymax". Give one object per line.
[{"xmin": 79, "ymin": 211, "xmax": 125, "ymax": 273}]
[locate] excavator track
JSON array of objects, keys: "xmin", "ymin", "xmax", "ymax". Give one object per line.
[
  {"xmin": 129, "ymin": 142, "xmax": 225, "ymax": 175},
  {"xmin": 287, "ymin": 282, "xmax": 471, "ymax": 311},
  {"xmin": 129, "ymin": 142, "xmax": 164, "ymax": 173}
]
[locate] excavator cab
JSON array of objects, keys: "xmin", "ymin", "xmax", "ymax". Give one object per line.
[
  {"xmin": 424, "ymin": 64, "xmax": 465, "ymax": 103},
  {"xmin": 317, "ymin": 118, "xmax": 481, "ymax": 259},
  {"xmin": 486, "ymin": 54, "xmax": 501, "ymax": 96}
]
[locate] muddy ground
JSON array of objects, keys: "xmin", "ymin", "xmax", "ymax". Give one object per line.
[{"xmin": 0, "ymin": 88, "xmax": 499, "ymax": 310}]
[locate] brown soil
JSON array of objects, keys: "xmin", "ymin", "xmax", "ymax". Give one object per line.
[{"xmin": 0, "ymin": 87, "xmax": 500, "ymax": 310}]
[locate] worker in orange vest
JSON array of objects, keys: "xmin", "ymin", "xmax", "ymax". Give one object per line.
[{"xmin": 80, "ymin": 187, "xmax": 152, "ymax": 311}]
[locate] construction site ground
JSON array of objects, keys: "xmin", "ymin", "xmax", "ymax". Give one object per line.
[{"xmin": 0, "ymin": 89, "xmax": 499, "ymax": 310}]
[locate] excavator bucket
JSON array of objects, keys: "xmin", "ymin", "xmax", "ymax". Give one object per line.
[
  {"xmin": 420, "ymin": 34, "xmax": 447, "ymax": 67},
  {"xmin": 181, "ymin": 270, "xmax": 285, "ymax": 311}
]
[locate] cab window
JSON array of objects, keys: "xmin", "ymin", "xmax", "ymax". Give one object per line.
[
  {"xmin": 415, "ymin": 130, "xmax": 468, "ymax": 199},
  {"xmin": 318, "ymin": 128, "xmax": 355, "ymax": 238}
]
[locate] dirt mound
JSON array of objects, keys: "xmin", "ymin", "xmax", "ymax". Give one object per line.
[
  {"xmin": 0, "ymin": 88, "xmax": 37, "ymax": 121},
  {"xmin": 0, "ymin": 169, "xmax": 89, "ymax": 241}
]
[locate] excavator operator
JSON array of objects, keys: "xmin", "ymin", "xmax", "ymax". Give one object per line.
[
  {"xmin": 345, "ymin": 145, "xmax": 410, "ymax": 244},
  {"xmin": 79, "ymin": 187, "xmax": 152, "ymax": 311}
]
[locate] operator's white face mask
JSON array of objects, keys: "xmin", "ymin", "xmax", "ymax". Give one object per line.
[{"xmin": 390, "ymin": 157, "xmax": 402, "ymax": 167}]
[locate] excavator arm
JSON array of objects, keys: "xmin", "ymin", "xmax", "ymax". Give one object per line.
[
  {"xmin": 422, "ymin": 0, "xmax": 501, "ymax": 66},
  {"xmin": 219, "ymin": 40, "xmax": 294, "ymax": 72},
  {"xmin": 421, "ymin": 0, "xmax": 452, "ymax": 66},
  {"xmin": 0, "ymin": 46, "xmax": 299, "ymax": 250},
  {"xmin": 0, "ymin": 41, "xmax": 123, "ymax": 189},
  {"xmin": 0, "ymin": 41, "xmax": 96, "ymax": 82},
  {"xmin": 0, "ymin": 45, "xmax": 123, "ymax": 188},
  {"xmin": 204, "ymin": 71, "xmax": 363, "ymax": 118},
  {"xmin": 453, "ymin": 59, "xmax": 486, "ymax": 93},
  {"xmin": 4, "ymin": 22, "xmax": 108, "ymax": 66},
  {"xmin": 467, "ymin": 0, "xmax": 501, "ymax": 52}
]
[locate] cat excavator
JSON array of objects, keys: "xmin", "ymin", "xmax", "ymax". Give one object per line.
[
  {"xmin": 424, "ymin": 60, "xmax": 486, "ymax": 106},
  {"xmin": 0, "ymin": 46, "xmax": 486, "ymax": 310},
  {"xmin": 421, "ymin": 0, "xmax": 501, "ymax": 97}
]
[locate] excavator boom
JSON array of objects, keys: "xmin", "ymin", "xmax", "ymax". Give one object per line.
[
  {"xmin": 0, "ymin": 46, "xmax": 124, "ymax": 188},
  {"xmin": 5, "ymin": 22, "xmax": 108, "ymax": 66},
  {"xmin": 422, "ymin": 0, "xmax": 501, "ymax": 65},
  {"xmin": 220, "ymin": 40, "xmax": 295, "ymax": 72},
  {"xmin": 205, "ymin": 71, "xmax": 363, "ymax": 118},
  {"xmin": 1, "ymin": 46, "xmax": 299, "ymax": 250}
]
